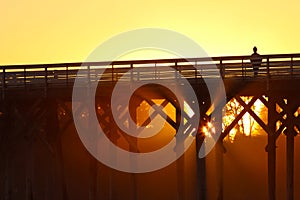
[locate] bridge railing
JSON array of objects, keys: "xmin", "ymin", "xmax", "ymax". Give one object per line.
[
  {"xmin": 1, "ymin": 53, "xmax": 300, "ymax": 94},
  {"xmin": 219, "ymin": 54, "xmax": 300, "ymax": 79}
]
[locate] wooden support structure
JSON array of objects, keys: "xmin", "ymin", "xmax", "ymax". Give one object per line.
[
  {"xmin": 196, "ymin": 132, "xmax": 206, "ymax": 200},
  {"xmin": 1, "ymin": 53, "xmax": 300, "ymax": 199},
  {"xmin": 284, "ymin": 96, "xmax": 297, "ymax": 200},
  {"xmin": 215, "ymin": 140, "xmax": 224, "ymax": 200},
  {"xmin": 267, "ymin": 95, "xmax": 277, "ymax": 200},
  {"xmin": 129, "ymin": 100, "xmax": 138, "ymax": 200},
  {"xmin": 215, "ymin": 107, "xmax": 224, "ymax": 200},
  {"xmin": 175, "ymin": 103, "xmax": 185, "ymax": 200},
  {"xmin": 286, "ymin": 130, "xmax": 294, "ymax": 200}
]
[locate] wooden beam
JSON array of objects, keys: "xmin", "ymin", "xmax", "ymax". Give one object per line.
[
  {"xmin": 235, "ymin": 95, "xmax": 268, "ymax": 133},
  {"xmin": 267, "ymin": 96, "xmax": 276, "ymax": 200},
  {"xmin": 286, "ymin": 131, "xmax": 294, "ymax": 200},
  {"xmin": 222, "ymin": 96, "xmax": 258, "ymax": 138}
]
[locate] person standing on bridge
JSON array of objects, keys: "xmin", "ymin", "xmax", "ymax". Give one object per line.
[{"xmin": 250, "ymin": 46, "xmax": 262, "ymax": 76}]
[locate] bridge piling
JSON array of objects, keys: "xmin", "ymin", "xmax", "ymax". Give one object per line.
[
  {"xmin": 215, "ymin": 108, "xmax": 225, "ymax": 200},
  {"xmin": 196, "ymin": 136, "xmax": 206, "ymax": 200},
  {"xmin": 285, "ymin": 96, "xmax": 298, "ymax": 200},
  {"xmin": 286, "ymin": 131, "xmax": 294, "ymax": 200},
  {"xmin": 267, "ymin": 94, "xmax": 277, "ymax": 200}
]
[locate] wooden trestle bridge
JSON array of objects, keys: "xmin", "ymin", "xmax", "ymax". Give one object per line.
[{"xmin": 0, "ymin": 53, "xmax": 300, "ymax": 200}]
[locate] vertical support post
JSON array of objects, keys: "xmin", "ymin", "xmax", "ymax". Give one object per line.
[
  {"xmin": 175, "ymin": 103, "xmax": 185, "ymax": 200},
  {"xmin": 46, "ymin": 99, "xmax": 68, "ymax": 200},
  {"xmin": 176, "ymin": 150, "xmax": 185, "ymax": 200},
  {"xmin": 2, "ymin": 103, "xmax": 11, "ymax": 200},
  {"xmin": 86, "ymin": 85, "xmax": 97, "ymax": 200},
  {"xmin": 286, "ymin": 97, "xmax": 295, "ymax": 200},
  {"xmin": 88, "ymin": 97, "xmax": 98, "ymax": 200},
  {"xmin": 129, "ymin": 100, "xmax": 138, "ymax": 200},
  {"xmin": 267, "ymin": 95, "xmax": 276, "ymax": 200},
  {"xmin": 286, "ymin": 129, "xmax": 294, "ymax": 200},
  {"xmin": 26, "ymin": 137, "xmax": 34, "ymax": 200},
  {"xmin": 130, "ymin": 144, "xmax": 138, "ymax": 200},
  {"xmin": 215, "ymin": 140, "xmax": 224, "ymax": 200},
  {"xmin": 4, "ymin": 146, "xmax": 12, "ymax": 200},
  {"xmin": 89, "ymin": 157, "xmax": 98, "ymax": 200},
  {"xmin": 106, "ymin": 100, "xmax": 116, "ymax": 200},
  {"xmin": 215, "ymin": 109, "xmax": 224, "ymax": 200},
  {"xmin": 196, "ymin": 123, "xmax": 206, "ymax": 200},
  {"xmin": 109, "ymin": 113, "xmax": 117, "ymax": 200}
]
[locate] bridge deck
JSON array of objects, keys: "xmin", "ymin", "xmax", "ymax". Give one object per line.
[{"xmin": 1, "ymin": 53, "xmax": 300, "ymax": 99}]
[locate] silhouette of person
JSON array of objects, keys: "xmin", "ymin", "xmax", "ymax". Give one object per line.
[{"xmin": 250, "ymin": 46, "xmax": 262, "ymax": 76}]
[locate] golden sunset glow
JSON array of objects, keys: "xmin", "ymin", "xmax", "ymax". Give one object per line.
[
  {"xmin": 201, "ymin": 96, "xmax": 268, "ymax": 143},
  {"xmin": 202, "ymin": 121, "xmax": 216, "ymax": 138},
  {"xmin": 224, "ymin": 97, "xmax": 268, "ymax": 142},
  {"xmin": 135, "ymin": 99, "xmax": 176, "ymax": 152},
  {"xmin": 1, "ymin": 0, "xmax": 300, "ymax": 65}
]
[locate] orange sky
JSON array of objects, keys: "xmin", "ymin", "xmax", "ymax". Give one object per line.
[{"xmin": 1, "ymin": 0, "xmax": 300, "ymax": 65}]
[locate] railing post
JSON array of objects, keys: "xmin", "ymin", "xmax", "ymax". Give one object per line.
[
  {"xmin": 267, "ymin": 57, "xmax": 270, "ymax": 77},
  {"xmin": 112, "ymin": 64, "xmax": 114, "ymax": 82},
  {"xmin": 155, "ymin": 62, "xmax": 157, "ymax": 80},
  {"xmin": 220, "ymin": 59, "xmax": 224, "ymax": 78},
  {"xmin": 87, "ymin": 65, "xmax": 91, "ymax": 88},
  {"xmin": 241, "ymin": 59, "xmax": 244, "ymax": 79},
  {"xmin": 290, "ymin": 56, "xmax": 294, "ymax": 78},
  {"xmin": 24, "ymin": 66, "xmax": 26, "ymax": 89},
  {"xmin": 156, "ymin": 62, "xmax": 158, "ymax": 80},
  {"xmin": 267, "ymin": 57, "xmax": 270, "ymax": 91},
  {"xmin": 195, "ymin": 61, "xmax": 197, "ymax": 79},
  {"xmin": 45, "ymin": 66, "xmax": 48, "ymax": 96},
  {"xmin": 130, "ymin": 63, "xmax": 133, "ymax": 81},
  {"xmin": 175, "ymin": 61, "xmax": 178, "ymax": 79},
  {"xmin": 2, "ymin": 67, "xmax": 5, "ymax": 100},
  {"xmin": 66, "ymin": 65, "xmax": 69, "ymax": 87}
]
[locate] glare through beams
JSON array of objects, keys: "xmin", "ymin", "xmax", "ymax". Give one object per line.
[{"xmin": 203, "ymin": 96, "xmax": 268, "ymax": 143}]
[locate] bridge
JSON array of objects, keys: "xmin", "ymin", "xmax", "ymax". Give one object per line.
[
  {"xmin": 0, "ymin": 53, "xmax": 300, "ymax": 200},
  {"xmin": 1, "ymin": 53, "xmax": 300, "ymax": 98}
]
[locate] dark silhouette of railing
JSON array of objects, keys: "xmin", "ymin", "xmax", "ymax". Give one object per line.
[{"xmin": 1, "ymin": 53, "xmax": 300, "ymax": 93}]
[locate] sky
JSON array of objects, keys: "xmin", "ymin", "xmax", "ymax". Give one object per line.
[{"xmin": 1, "ymin": 0, "xmax": 300, "ymax": 65}]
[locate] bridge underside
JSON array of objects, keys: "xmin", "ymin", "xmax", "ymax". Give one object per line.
[
  {"xmin": 0, "ymin": 77, "xmax": 299, "ymax": 200},
  {"xmin": 2, "ymin": 77, "xmax": 300, "ymax": 101}
]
